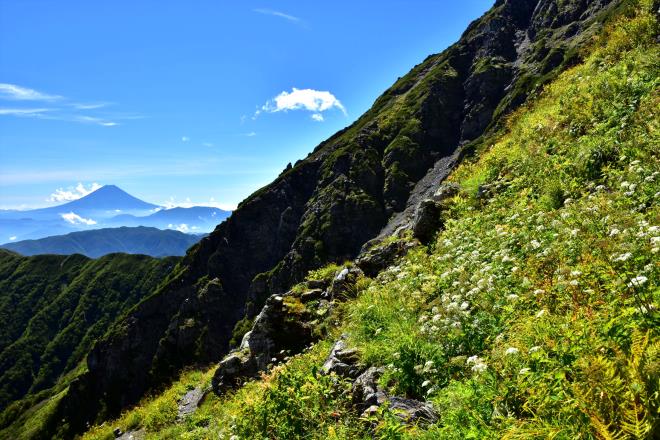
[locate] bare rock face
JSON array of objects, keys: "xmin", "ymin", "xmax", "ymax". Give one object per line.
[
  {"xmin": 177, "ymin": 387, "xmax": 208, "ymax": 421},
  {"xmin": 356, "ymin": 239, "xmax": 417, "ymax": 278},
  {"xmin": 212, "ymin": 292, "xmax": 316, "ymax": 394}
]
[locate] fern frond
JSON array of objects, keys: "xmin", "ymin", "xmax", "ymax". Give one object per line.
[
  {"xmin": 589, "ymin": 413, "xmax": 626, "ymax": 440},
  {"xmin": 630, "ymin": 330, "xmax": 649, "ymax": 371},
  {"xmin": 620, "ymin": 399, "xmax": 651, "ymax": 439}
]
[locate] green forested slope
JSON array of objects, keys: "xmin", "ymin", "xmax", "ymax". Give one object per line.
[
  {"xmin": 80, "ymin": 2, "xmax": 659, "ymax": 438},
  {"xmin": 0, "ymin": 250, "xmax": 178, "ymax": 430}
]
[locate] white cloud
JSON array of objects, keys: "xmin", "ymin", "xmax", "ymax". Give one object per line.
[
  {"xmin": 311, "ymin": 113, "xmax": 324, "ymax": 122},
  {"xmin": 74, "ymin": 115, "xmax": 118, "ymax": 126},
  {"xmin": 258, "ymin": 88, "xmax": 346, "ymax": 119},
  {"xmin": 48, "ymin": 182, "xmax": 102, "ymax": 202},
  {"xmin": 168, "ymin": 223, "xmax": 190, "ymax": 233},
  {"xmin": 162, "ymin": 196, "xmax": 236, "ymax": 211},
  {"xmin": 182, "ymin": 136, "xmax": 190, "ymax": 142},
  {"xmin": 245, "ymin": 132, "xmax": 257, "ymax": 137},
  {"xmin": 0, "ymin": 108, "xmax": 51, "ymax": 116},
  {"xmin": 0, "ymin": 83, "xmax": 62, "ymax": 101},
  {"xmin": 71, "ymin": 102, "xmax": 108, "ymax": 110},
  {"xmin": 0, "ymin": 84, "xmax": 135, "ymax": 126},
  {"xmin": 202, "ymin": 142, "xmax": 214, "ymax": 147},
  {"xmin": 9, "ymin": 236, "xmax": 17, "ymax": 241},
  {"xmin": 61, "ymin": 212, "xmax": 97, "ymax": 225},
  {"xmin": 253, "ymin": 8, "xmax": 300, "ymax": 22}
]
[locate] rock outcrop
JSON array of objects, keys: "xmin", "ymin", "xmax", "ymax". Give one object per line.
[
  {"xmin": 322, "ymin": 340, "xmax": 439, "ymax": 425},
  {"xmin": 54, "ymin": 1, "xmax": 620, "ymax": 436}
]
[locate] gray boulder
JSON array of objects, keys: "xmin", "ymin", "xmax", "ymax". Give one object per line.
[
  {"xmin": 412, "ymin": 199, "xmax": 442, "ymax": 243},
  {"xmin": 328, "ymin": 266, "xmax": 363, "ymax": 299},
  {"xmin": 356, "ymin": 239, "xmax": 417, "ymax": 278},
  {"xmin": 321, "ymin": 337, "xmax": 364, "ymax": 378}
]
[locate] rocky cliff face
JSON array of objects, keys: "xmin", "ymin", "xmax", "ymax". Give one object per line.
[{"xmin": 55, "ymin": 0, "xmax": 620, "ymax": 435}]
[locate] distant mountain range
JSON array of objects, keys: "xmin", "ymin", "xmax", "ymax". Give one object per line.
[
  {"xmin": 0, "ymin": 226, "xmax": 206, "ymax": 258},
  {"xmin": 0, "ymin": 185, "xmax": 231, "ymax": 242}
]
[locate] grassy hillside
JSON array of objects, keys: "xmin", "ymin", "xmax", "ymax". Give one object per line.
[
  {"xmin": 79, "ymin": 1, "xmax": 659, "ymax": 439},
  {"xmin": 0, "ymin": 251, "xmax": 178, "ymax": 439}
]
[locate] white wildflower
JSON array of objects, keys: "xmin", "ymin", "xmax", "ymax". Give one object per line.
[
  {"xmin": 569, "ymin": 279, "xmax": 579, "ymax": 286},
  {"xmin": 613, "ymin": 252, "xmax": 632, "ymax": 262},
  {"xmin": 421, "ymin": 380, "xmax": 431, "ymax": 388},
  {"xmin": 609, "ymin": 228, "xmax": 620, "ymax": 237},
  {"xmin": 536, "ymin": 309, "xmax": 547, "ymax": 318},
  {"xmin": 519, "ymin": 368, "xmax": 531, "ymax": 375},
  {"xmin": 507, "ymin": 294, "xmax": 519, "ymax": 301},
  {"xmin": 534, "ymin": 289, "xmax": 545, "ymax": 295},
  {"xmin": 471, "ymin": 363, "xmax": 487, "ymax": 373},
  {"xmin": 628, "ymin": 276, "xmax": 648, "ymax": 288},
  {"xmin": 529, "ymin": 346, "xmax": 542, "ymax": 353},
  {"xmin": 505, "ymin": 347, "xmax": 519, "ymax": 355},
  {"xmin": 467, "ymin": 355, "xmax": 479, "ymax": 365}
]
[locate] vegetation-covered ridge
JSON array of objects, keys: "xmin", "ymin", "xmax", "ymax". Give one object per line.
[
  {"xmin": 0, "ymin": 251, "xmax": 178, "ymax": 439},
  {"xmin": 79, "ymin": 1, "xmax": 659, "ymax": 439},
  {"xmin": 1, "ymin": 226, "xmax": 205, "ymax": 258}
]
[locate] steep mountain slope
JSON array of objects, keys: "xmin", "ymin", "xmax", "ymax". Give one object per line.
[
  {"xmin": 33, "ymin": 0, "xmax": 629, "ymax": 437},
  {"xmin": 1, "ymin": 226, "xmax": 204, "ymax": 258},
  {"xmin": 78, "ymin": 2, "xmax": 659, "ymax": 438},
  {"xmin": 0, "ymin": 251, "xmax": 178, "ymax": 424}
]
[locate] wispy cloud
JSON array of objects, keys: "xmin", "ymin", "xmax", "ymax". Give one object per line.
[
  {"xmin": 253, "ymin": 8, "xmax": 300, "ymax": 22},
  {"xmin": 48, "ymin": 182, "xmax": 102, "ymax": 202},
  {"xmin": 0, "ymin": 83, "xmax": 131, "ymax": 126},
  {"xmin": 256, "ymin": 88, "xmax": 346, "ymax": 121},
  {"xmin": 163, "ymin": 196, "xmax": 236, "ymax": 212},
  {"xmin": 71, "ymin": 102, "xmax": 109, "ymax": 110},
  {"xmin": 0, "ymin": 83, "xmax": 62, "ymax": 101},
  {"xmin": 74, "ymin": 115, "xmax": 118, "ymax": 126},
  {"xmin": 0, "ymin": 108, "xmax": 51, "ymax": 116},
  {"xmin": 61, "ymin": 212, "xmax": 97, "ymax": 225},
  {"xmin": 167, "ymin": 223, "xmax": 191, "ymax": 233},
  {"xmin": 182, "ymin": 136, "xmax": 190, "ymax": 142},
  {"xmin": 202, "ymin": 142, "xmax": 214, "ymax": 147},
  {"xmin": 245, "ymin": 132, "xmax": 257, "ymax": 137}
]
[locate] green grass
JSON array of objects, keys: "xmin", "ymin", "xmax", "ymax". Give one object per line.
[{"xmin": 79, "ymin": 2, "xmax": 659, "ymax": 438}]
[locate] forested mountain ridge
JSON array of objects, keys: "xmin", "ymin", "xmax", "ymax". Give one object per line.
[
  {"xmin": 0, "ymin": 251, "xmax": 178, "ymax": 429},
  {"xmin": 1, "ymin": 226, "xmax": 204, "ymax": 258}
]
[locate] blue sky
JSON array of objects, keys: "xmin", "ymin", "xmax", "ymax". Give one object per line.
[{"xmin": 0, "ymin": 0, "xmax": 493, "ymax": 210}]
